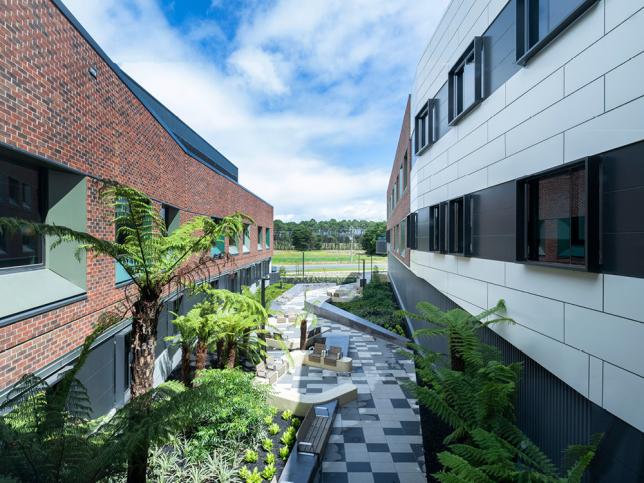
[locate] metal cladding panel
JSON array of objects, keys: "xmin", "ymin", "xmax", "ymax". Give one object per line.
[
  {"xmin": 388, "ymin": 255, "xmax": 644, "ymax": 481},
  {"xmin": 483, "ymin": 0, "xmax": 522, "ymax": 95},
  {"xmin": 471, "ymin": 181, "xmax": 516, "ymax": 261},
  {"xmin": 75, "ymin": 338, "xmax": 116, "ymax": 417}
]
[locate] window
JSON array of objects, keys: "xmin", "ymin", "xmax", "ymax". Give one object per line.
[
  {"xmin": 516, "ymin": 0, "xmax": 598, "ymax": 65},
  {"xmin": 399, "ymin": 165, "xmax": 404, "ymax": 194},
  {"xmin": 0, "ymin": 159, "xmax": 44, "ymax": 270},
  {"xmin": 517, "ymin": 159, "xmax": 599, "ymax": 270},
  {"xmin": 403, "ymin": 153, "xmax": 408, "ymax": 190},
  {"xmin": 265, "ymin": 227, "xmax": 271, "ymax": 249},
  {"xmin": 449, "ymin": 37, "xmax": 484, "ymax": 125},
  {"xmin": 257, "ymin": 226, "xmax": 263, "ymax": 250},
  {"xmin": 229, "ymin": 234, "xmax": 239, "ymax": 256},
  {"xmin": 400, "ymin": 219, "xmax": 407, "ymax": 255},
  {"xmin": 210, "ymin": 217, "xmax": 225, "ymax": 258},
  {"xmin": 414, "ymin": 100, "xmax": 438, "ymax": 154},
  {"xmin": 448, "ymin": 196, "xmax": 472, "ymax": 256},
  {"xmin": 242, "ymin": 224, "xmax": 251, "ymax": 253},
  {"xmin": 429, "ymin": 203, "xmax": 447, "ymax": 253},
  {"xmin": 160, "ymin": 204, "xmax": 179, "ymax": 234}
]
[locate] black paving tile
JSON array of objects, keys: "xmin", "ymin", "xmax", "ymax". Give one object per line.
[
  {"xmin": 373, "ymin": 473, "xmax": 401, "ymax": 483},
  {"xmin": 321, "ymin": 473, "xmax": 348, "ymax": 483},
  {"xmin": 401, "ymin": 421, "xmax": 421, "ymax": 435},
  {"xmin": 383, "ymin": 427, "xmax": 406, "ymax": 435},
  {"xmin": 366, "ymin": 443, "xmax": 389, "ymax": 452},
  {"xmin": 391, "ymin": 452, "xmax": 417, "ymax": 462},
  {"xmin": 390, "ymin": 398, "xmax": 411, "ymax": 408},
  {"xmin": 323, "ymin": 443, "xmax": 345, "ymax": 462},
  {"xmin": 346, "ymin": 462, "xmax": 372, "ymax": 472},
  {"xmin": 342, "ymin": 427, "xmax": 365, "ymax": 443}
]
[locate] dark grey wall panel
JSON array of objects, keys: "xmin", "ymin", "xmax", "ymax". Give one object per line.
[
  {"xmin": 76, "ymin": 338, "xmax": 115, "ymax": 417},
  {"xmin": 471, "ymin": 181, "xmax": 516, "ymax": 261},
  {"xmin": 601, "ymin": 141, "xmax": 644, "ymax": 278},
  {"xmin": 483, "ymin": 0, "xmax": 521, "ymax": 94},
  {"xmin": 416, "ymin": 207, "xmax": 430, "ymax": 252},
  {"xmin": 434, "ymin": 82, "xmax": 449, "ymax": 140},
  {"xmin": 389, "ymin": 256, "xmax": 644, "ymax": 481}
]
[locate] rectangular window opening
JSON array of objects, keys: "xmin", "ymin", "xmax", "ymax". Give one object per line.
[{"xmin": 448, "ymin": 38, "xmax": 484, "ymax": 125}]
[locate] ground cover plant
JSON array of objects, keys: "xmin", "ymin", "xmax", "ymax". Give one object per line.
[
  {"xmin": 332, "ymin": 270, "xmax": 407, "ymax": 336},
  {"xmin": 272, "ymin": 249, "xmax": 385, "ymax": 265}
]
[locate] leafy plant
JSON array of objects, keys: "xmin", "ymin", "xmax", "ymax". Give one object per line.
[
  {"xmin": 409, "ymin": 300, "xmax": 601, "ymax": 481},
  {"xmin": 261, "ymin": 462, "xmax": 277, "ymax": 480},
  {"xmin": 239, "ymin": 466, "xmax": 252, "ymax": 480},
  {"xmin": 281, "ymin": 410, "xmax": 293, "ymax": 421},
  {"xmin": 280, "ymin": 427, "xmax": 296, "ymax": 448},
  {"xmin": 269, "ymin": 406, "xmax": 278, "ymax": 417},
  {"xmin": 263, "ymin": 415, "xmax": 274, "ymax": 426},
  {"xmin": 244, "ymin": 449, "xmax": 258, "ymax": 463},
  {"xmin": 290, "ymin": 418, "xmax": 301, "ymax": 430},
  {"xmin": 0, "ymin": 182, "xmax": 248, "ymax": 482},
  {"xmin": 261, "ymin": 438, "xmax": 273, "ymax": 451},
  {"xmin": 265, "ymin": 452, "xmax": 276, "ymax": 465},
  {"xmin": 268, "ymin": 423, "xmax": 280, "ymax": 436},
  {"xmin": 279, "ymin": 446, "xmax": 290, "ymax": 461},
  {"xmin": 240, "ymin": 466, "xmax": 262, "ymax": 483}
]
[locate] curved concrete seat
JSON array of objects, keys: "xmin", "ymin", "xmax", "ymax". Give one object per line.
[{"xmin": 268, "ymin": 383, "xmax": 358, "ymax": 417}]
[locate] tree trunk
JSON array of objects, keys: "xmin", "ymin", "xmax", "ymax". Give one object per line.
[
  {"xmin": 181, "ymin": 342, "xmax": 191, "ymax": 385},
  {"xmin": 226, "ymin": 341, "xmax": 237, "ymax": 368},
  {"xmin": 216, "ymin": 339, "xmax": 225, "ymax": 369},
  {"xmin": 127, "ymin": 295, "xmax": 161, "ymax": 483},
  {"xmin": 449, "ymin": 334, "xmax": 465, "ymax": 372},
  {"xmin": 299, "ymin": 318, "xmax": 307, "ymax": 351},
  {"xmin": 195, "ymin": 340, "xmax": 208, "ymax": 371}
]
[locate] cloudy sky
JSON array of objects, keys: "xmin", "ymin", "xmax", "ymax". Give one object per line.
[{"xmin": 63, "ymin": 0, "xmax": 449, "ymax": 221}]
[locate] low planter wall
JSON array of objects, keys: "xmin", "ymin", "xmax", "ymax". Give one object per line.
[{"xmin": 305, "ymin": 299, "xmax": 410, "ymax": 348}]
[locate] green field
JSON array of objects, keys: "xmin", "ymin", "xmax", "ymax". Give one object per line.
[{"xmin": 272, "ymin": 249, "xmax": 386, "ymax": 265}]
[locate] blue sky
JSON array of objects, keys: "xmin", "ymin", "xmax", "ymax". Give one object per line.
[{"xmin": 63, "ymin": 0, "xmax": 448, "ymax": 221}]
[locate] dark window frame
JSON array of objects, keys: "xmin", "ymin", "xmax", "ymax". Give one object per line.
[
  {"xmin": 414, "ymin": 100, "xmax": 437, "ymax": 155},
  {"xmin": 516, "ymin": 0, "xmax": 599, "ymax": 66},
  {"xmin": 429, "ymin": 202, "xmax": 448, "ymax": 253},
  {"xmin": 0, "ymin": 160, "xmax": 47, "ymax": 273},
  {"xmin": 160, "ymin": 203, "xmax": 179, "ymax": 235},
  {"xmin": 516, "ymin": 157, "xmax": 600, "ymax": 271},
  {"xmin": 447, "ymin": 195, "xmax": 473, "ymax": 256},
  {"xmin": 448, "ymin": 37, "xmax": 484, "ymax": 126},
  {"xmin": 406, "ymin": 212, "xmax": 417, "ymax": 250}
]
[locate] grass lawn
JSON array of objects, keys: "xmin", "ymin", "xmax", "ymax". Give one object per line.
[{"xmin": 272, "ymin": 249, "xmax": 386, "ymax": 265}]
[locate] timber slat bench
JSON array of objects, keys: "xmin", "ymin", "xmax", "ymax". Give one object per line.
[{"xmin": 278, "ymin": 400, "xmax": 338, "ymax": 483}]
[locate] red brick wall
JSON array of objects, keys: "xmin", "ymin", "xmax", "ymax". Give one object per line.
[
  {"xmin": 386, "ymin": 96, "xmax": 411, "ymax": 266},
  {"xmin": 0, "ymin": 1, "xmax": 273, "ymax": 391}
]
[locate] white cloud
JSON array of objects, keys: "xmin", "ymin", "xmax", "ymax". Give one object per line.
[{"xmin": 62, "ymin": 0, "xmax": 448, "ymax": 221}]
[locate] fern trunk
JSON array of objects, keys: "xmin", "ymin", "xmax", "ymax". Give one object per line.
[
  {"xmin": 226, "ymin": 342, "xmax": 237, "ymax": 368},
  {"xmin": 181, "ymin": 342, "xmax": 191, "ymax": 385},
  {"xmin": 127, "ymin": 294, "xmax": 161, "ymax": 483},
  {"xmin": 299, "ymin": 319, "xmax": 307, "ymax": 350},
  {"xmin": 195, "ymin": 340, "xmax": 208, "ymax": 371},
  {"xmin": 216, "ymin": 339, "xmax": 225, "ymax": 369}
]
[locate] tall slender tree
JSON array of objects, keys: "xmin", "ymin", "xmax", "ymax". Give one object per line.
[{"xmin": 0, "ymin": 181, "xmax": 249, "ymax": 481}]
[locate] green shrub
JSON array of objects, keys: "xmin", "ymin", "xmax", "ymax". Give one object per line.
[
  {"xmin": 263, "ymin": 415, "xmax": 274, "ymax": 426},
  {"xmin": 268, "ymin": 423, "xmax": 280, "ymax": 435},
  {"xmin": 183, "ymin": 369, "xmax": 272, "ymax": 457},
  {"xmin": 280, "ymin": 410, "xmax": 293, "ymax": 421},
  {"xmin": 240, "ymin": 466, "xmax": 262, "ymax": 483},
  {"xmin": 332, "ymin": 277, "xmax": 406, "ymax": 336},
  {"xmin": 243, "ymin": 449, "xmax": 258, "ymax": 463},
  {"xmin": 280, "ymin": 426, "xmax": 296, "ymax": 447},
  {"xmin": 261, "ymin": 438, "xmax": 273, "ymax": 451},
  {"xmin": 290, "ymin": 418, "xmax": 300, "ymax": 429},
  {"xmin": 265, "ymin": 452, "xmax": 276, "ymax": 465},
  {"xmin": 261, "ymin": 463, "xmax": 277, "ymax": 480},
  {"xmin": 279, "ymin": 445, "xmax": 290, "ymax": 461},
  {"xmin": 269, "ymin": 406, "xmax": 278, "ymax": 417}
]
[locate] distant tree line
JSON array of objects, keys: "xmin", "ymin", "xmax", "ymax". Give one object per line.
[{"xmin": 274, "ymin": 219, "xmax": 386, "ymax": 254}]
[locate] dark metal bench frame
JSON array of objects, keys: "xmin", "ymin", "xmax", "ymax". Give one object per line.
[{"xmin": 296, "ymin": 401, "xmax": 338, "ymax": 456}]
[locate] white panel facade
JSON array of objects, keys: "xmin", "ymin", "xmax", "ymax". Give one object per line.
[{"xmin": 409, "ymin": 0, "xmax": 644, "ymax": 432}]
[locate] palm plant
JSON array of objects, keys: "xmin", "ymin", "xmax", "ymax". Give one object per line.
[
  {"xmin": 165, "ymin": 309, "xmax": 199, "ymax": 384},
  {"xmin": 0, "ymin": 182, "xmax": 249, "ymax": 481}
]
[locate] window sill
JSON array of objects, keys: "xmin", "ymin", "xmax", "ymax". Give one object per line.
[
  {"xmin": 0, "ymin": 268, "xmax": 86, "ymax": 327},
  {"xmin": 516, "ymin": 259, "xmax": 593, "ymax": 273},
  {"xmin": 415, "ymin": 143, "xmax": 432, "ymax": 157},
  {"xmin": 516, "ymin": 0, "xmax": 598, "ymax": 66},
  {"xmin": 448, "ymin": 98, "xmax": 482, "ymax": 126}
]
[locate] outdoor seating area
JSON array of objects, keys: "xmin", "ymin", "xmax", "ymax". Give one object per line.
[
  {"xmin": 326, "ymin": 283, "xmax": 362, "ymax": 303},
  {"xmin": 304, "ymin": 334, "xmax": 352, "ymax": 372}
]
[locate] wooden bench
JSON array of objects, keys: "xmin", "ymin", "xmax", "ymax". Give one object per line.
[{"xmin": 296, "ymin": 400, "xmax": 338, "ymax": 456}]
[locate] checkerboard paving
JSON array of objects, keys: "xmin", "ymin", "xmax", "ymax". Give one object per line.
[{"xmin": 268, "ymin": 285, "xmax": 426, "ymax": 483}]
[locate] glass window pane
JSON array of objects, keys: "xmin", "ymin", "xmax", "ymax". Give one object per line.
[
  {"xmin": 462, "ymin": 54, "xmax": 476, "ymax": 110},
  {"xmin": 0, "ymin": 160, "xmax": 43, "ymax": 269}
]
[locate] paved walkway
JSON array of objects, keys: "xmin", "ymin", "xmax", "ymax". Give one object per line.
[{"xmin": 268, "ymin": 285, "xmax": 426, "ymax": 483}]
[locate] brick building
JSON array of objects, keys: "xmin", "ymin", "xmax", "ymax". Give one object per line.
[
  {"xmin": 386, "ymin": 96, "xmax": 411, "ymax": 266},
  {"xmin": 0, "ymin": 0, "xmax": 273, "ymax": 415}
]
